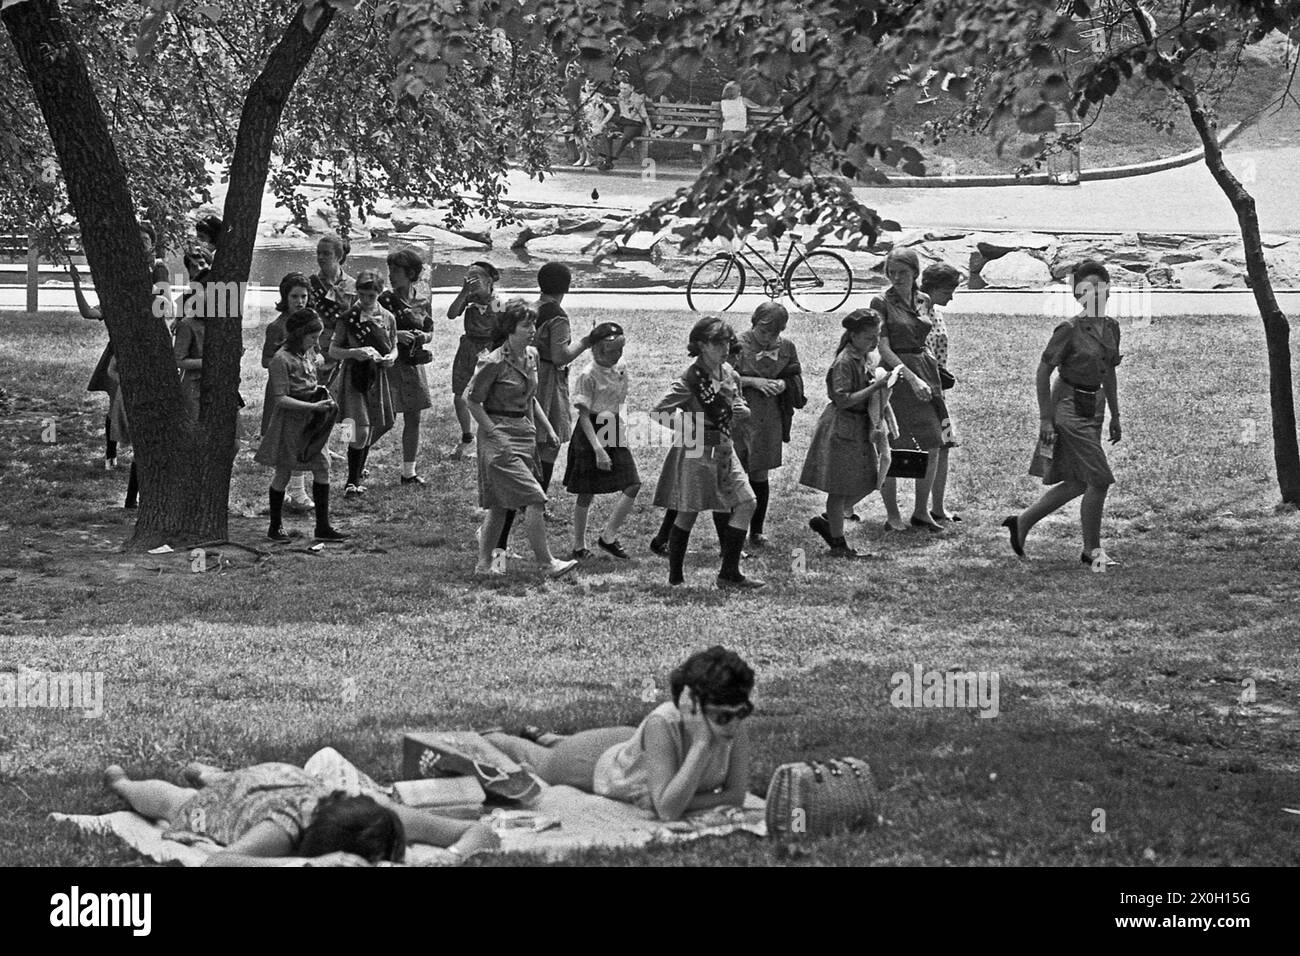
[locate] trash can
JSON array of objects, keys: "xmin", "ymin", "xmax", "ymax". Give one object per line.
[{"xmin": 1049, "ymin": 121, "xmax": 1082, "ymax": 185}]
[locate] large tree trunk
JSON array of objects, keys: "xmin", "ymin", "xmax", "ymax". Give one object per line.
[
  {"xmin": 1183, "ymin": 90, "xmax": 1300, "ymax": 506},
  {"xmin": 4, "ymin": 0, "xmax": 337, "ymax": 548},
  {"xmin": 3, "ymin": 0, "xmax": 197, "ymax": 548}
]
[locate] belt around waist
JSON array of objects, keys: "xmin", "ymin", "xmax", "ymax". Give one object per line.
[
  {"xmin": 895, "ymin": 348, "xmax": 925, "ymax": 354},
  {"xmin": 1061, "ymin": 377, "xmax": 1099, "ymax": 393},
  {"xmin": 486, "ymin": 408, "xmax": 529, "ymax": 418},
  {"xmin": 463, "ymin": 334, "xmax": 495, "ymax": 344}
]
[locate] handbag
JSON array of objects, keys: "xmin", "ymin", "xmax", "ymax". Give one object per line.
[
  {"xmin": 401, "ymin": 731, "xmax": 542, "ymax": 803},
  {"xmin": 938, "ymin": 365, "xmax": 956, "ymax": 390},
  {"xmin": 765, "ymin": 757, "xmax": 879, "ymax": 839},
  {"xmin": 887, "ymin": 436, "xmax": 929, "ymax": 479}
]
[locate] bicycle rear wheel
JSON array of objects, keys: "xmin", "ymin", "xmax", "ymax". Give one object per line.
[
  {"xmin": 686, "ymin": 254, "xmax": 746, "ymax": 313},
  {"xmin": 786, "ymin": 250, "xmax": 853, "ymax": 313}
]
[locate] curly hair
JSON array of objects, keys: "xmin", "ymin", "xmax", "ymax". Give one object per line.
[
  {"xmin": 495, "ymin": 297, "xmax": 536, "ymax": 345},
  {"xmin": 276, "ymin": 272, "xmax": 312, "ymax": 313},
  {"xmin": 387, "ymin": 247, "xmax": 424, "ymax": 282},
  {"xmin": 669, "ymin": 645, "xmax": 755, "ymax": 708},
  {"xmin": 296, "ymin": 792, "xmax": 405, "ymax": 863}
]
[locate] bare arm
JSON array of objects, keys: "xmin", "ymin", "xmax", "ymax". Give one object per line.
[
  {"xmin": 202, "ymin": 820, "xmax": 297, "ymax": 866},
  {"xmin": 877, "ymin": 329, "xmax": 929, "ymax": 398},
  {"xmin": 643, "ymin": 718, "xmax": 719, "ymax": 822},
  {"xmin": 68, "ymin": 267, "xmax": 102, "ymax": 321},
  {"xmin": 683, "ymin": 726, "xmax": 752, "ymax": 813}
]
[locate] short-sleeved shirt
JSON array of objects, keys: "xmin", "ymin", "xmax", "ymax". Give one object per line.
[
  {"xmin": 592, "ymin": 702, "xmax": 733, "ymax": 812},
  {"xmin": 262, "ymin": 313, "xmax": 288, "ymax": 369},
  {"xmin": 462, "ymin": 295, "xmax": 503, "ymax": 341},
  {"xmin": 720, "ymin": 97, "xmax": 748, "ymax": 132},
  {"xmin": 1041, "ymin": 316, "xmax": 1122, "ymax": 389},
  {"xmin": 616, "ymin": 88, "xmax": 646, "ymax": 120},
  {"xmin": 468, "ymin": 344, "xmax": 539, "ymax": 414},
  {"xmin": 573, "ymin": 361, "xmax": 629, "ymax": 415},
  {"xmin": 310, "ymin": 272, "xmax": 356, "ymax": 359},
  {"xmin": 330, "ymin": 305, "xmax": 396, "ymax": 355},
  {"xmin": 876, "ymin": 287, "xmax": 935, "ymax": 353},
  {"xmin": 268, "ymin": 348, "xmax": 319, "ymax": 400},
  {"xmin": 171, "ymin": 763, "xmax": 327, "ymax": 847},
  {"xmin": 923, "ymin": 303, "xmax": 950, "ymax": 368}
]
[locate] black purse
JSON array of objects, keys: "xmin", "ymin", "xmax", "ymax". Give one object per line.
[
  {"xmin": 887, "ymin": 436, "xmax": 929, "ymax": 479},
  {"xmin": 938, "ymin": 365, "xmax": 956, "ymax": 390}
]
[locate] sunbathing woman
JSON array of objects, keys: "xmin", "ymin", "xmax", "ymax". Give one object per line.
[
  {"xmin": 103, "ymin": 760, "xmax": 498, "ymax": 867},
  {"xmin": 485, "ymin": 645, "xmax": 755, "ymax": 822}
]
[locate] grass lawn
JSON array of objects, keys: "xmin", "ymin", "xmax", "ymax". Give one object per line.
[{"xmin": 0, "ymin": 305, "xmax": 1298, "ymax": 866}]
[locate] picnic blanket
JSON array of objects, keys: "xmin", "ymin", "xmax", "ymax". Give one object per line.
[{"xmin": 50, "ymin": 747, "xmax": 766, "ymax": 866}]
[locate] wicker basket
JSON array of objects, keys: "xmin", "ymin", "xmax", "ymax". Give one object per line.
[{"xmin": 765, "ymin": 757, "xmax": 879, "ymax": 838}]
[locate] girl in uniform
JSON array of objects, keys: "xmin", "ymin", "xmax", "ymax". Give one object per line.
[
  {"xmin": 465, "ymin": 298, "xmax": 578, "ymax": 579},
  {"xmin": 309, "ymin": 233, "xmax": 356, "ymax": 381},
  {"xmin": 733, "ymin": 302, "xmax": 805, "ymax": 547},
  {"xmin": 328, "ymin": 269, "xmax": 398, "ymax": 497},
  {"xmin": 261, "ymin": 273, "xmax": 316, "ymax": 514},
  {"xmin": 800, "ymin": 309, "xmax": 898, "ymax": 557},
  {"xmin": 651, "ymin": 317, "xmax": 763, "ymax": 590},
  {"xmin": 1003, "ymin": 260, "xmax": 1123, "ymax": 567},
  {"xmin": 174, "ymin": 244, "xmax": 214, "ymax": 423},
  {"xmin": 447, "ymin": 260, "xmax": 503, "ymax": 460},
  {"xmin": 256, "ymin": 309, "xmax": 347, "ymax": 542},
  {"xmin": 920, "ymin": 262, "xmax": 963, "ymax": 524},
  {"xmin": 564, "ymin": 322, "xmax": 639, "ymax": 559},
  {"xmin": 876, "ymin": 247, "xmax": 948, "ymax": 534},
  {"xmin": 381, "ymin": 247, "xmax": 435, "ymax": 486},
  {"xmin": 485, "ymin": 645, "xmax": 755, "ymax": 822}
]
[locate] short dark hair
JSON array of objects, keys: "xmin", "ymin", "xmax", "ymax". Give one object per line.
[
  {"xmin": 920, "ymin": 262, "xmax": 961, "ymax": 292},
  {"xmin": 276, "ymin": 272, "xmax": 312, "ymax": 313},
  {"xmin": 469, "ymin": 260, "xmax": 500, "ymax": 282},
  {"xmin": 387, "ymin": 247, "xmax": 424, "ymax": 282},
  {"xmin": 354, "ymin": 269, "xmax": 384, "ymax": 293},
  {"xmin": 195, "ymin": 215, "xmax": 223, "ymax": 247},
  {"xmin": 538, "ymin": 261, "xmax": 572, "ymax": 296},
  {"xmin": 496, "ymin": 297, "xmax": 536, "ymax": 340},
  {"xmin": 296, "ymin": 792, "xmax": 405, "ymax": 864},
  {"xmin": 687, "ymin": 316, "xmax": 729, "ymax": 357},
  {"xmin": 1074, "ymin": 259, "xmax": 1110, "ymax": 285},
  {"xmin": 669, "ymin": 645, "xmax": 755, "ymax": 708},
  {"xmin": 285, "ymin": 308, "xmax": 324, "ymax": 348}
]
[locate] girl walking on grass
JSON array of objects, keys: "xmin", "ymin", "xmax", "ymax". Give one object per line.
[
  {"xmin": 447, "ymin": 261, "xmax": 503, "ymax": 460},
  {"xmin": 256, "ymin": 309, "xmax": 347, "ymax": 542},
  {"xmin": 564, "ymin": 322, "xmax": 640, "ymax": 559},
  {"xmin": 920, "ymin": 262, "xmax": 963, "ymax": 524},
  {"xmin": 381, "ymin": 247, "xmax": 435, "ymax": 486},
  {"xmin": 800, "ymin": 309, "xmax": 898, "ymax": 558},
  {"xmin": 328, "ymin": 270, "xmax": 398, "ymax": 499}
]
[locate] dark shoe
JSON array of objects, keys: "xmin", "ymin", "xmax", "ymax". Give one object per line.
[
  {"xmin": 931, "ymin": 510, "xmax": 961, "ymax": 523},
  {"xmin": 1002, "ymin": 515, "xmax": 1025, "ymax": 557},
  {"xmin": 571, "ymin": 547, "xmax": 593, "ymax": 560},
  {"xmin": 400, "ymin": 475, "xmax": 426, "ymax": 486},
  {"xmin": 748, "ymin": 533, "xmax": 769, "ymax": 549},
  {"xmin": 910, "ymin": 516, "xmax": 945, "ymax": 534},
  {"xmin": 597, "ymin": 537, "xmax": 630, "ymax": 560},
  {"xmin": 809, "ymin": 515, "xmax": 834, "ymax": 547},
  {"xmin": 267, "ymin": 527, "xmax": 292, "ymax": 542},
  {"xmin": 829, "ymin": 538, "xmax": 861, "ymax": 559},
  {"xmin": 649, "ymin": 536, "xmax": 668, "ymax": 557},
  {"xmin": 314, "ymin": 526, "xmax": 349, "ymax": 542},
  {"xmin": 123, "ymin": 500, "xmax": 138, "ymax": 510},
  {"xmin": 717, "ymin": 574, "xmax": 766, "ymax": 590}
]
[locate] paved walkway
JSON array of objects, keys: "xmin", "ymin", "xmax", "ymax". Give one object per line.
[{"xmin": 504, "ymin": 108, "xmax": 1300, "ymax": 235}]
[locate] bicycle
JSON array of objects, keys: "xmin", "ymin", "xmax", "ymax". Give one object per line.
[{"xmin": 685, "ymin": 236, "xmax": 853, "ymax": 314}]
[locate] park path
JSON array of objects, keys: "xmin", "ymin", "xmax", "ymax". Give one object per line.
[{"xmin": 501, "ymin": 107, "xmax": 1300, "ymax": 235}]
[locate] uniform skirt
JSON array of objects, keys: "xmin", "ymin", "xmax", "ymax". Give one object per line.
[
  {"xmin": 564, "ymin": 414, "xmax": 640, "ymax": 495},
  {"xmin": 1029, "ymin": 380, "xmax": 1114, "ymax": 487},
  {"xmin": 733, "ymin": 390, "xmax": 784, "ymax": 472},
  {"xmin": 652, "ymin": 439, "xmax": 755, "ymax": 513},
  {"xmin": 476, "ymin": 413, "xmax": 549, "ymax": 510},
  {"xmin": 799, "ymin": 405, "xmax": 879, "ymax": 499},
  {"xmin": 256, "ymin": 390, "xmax": 336, "ymax": 469},
  {"xmin": 391, "ymin": 362, "xmax": 433, "ymax": 414},
  {"xmin": 890, "ymin": 353, "xmax": 947, "ymax": 450},
  {"xmin": 329, "ymin": 360, "xmax": 396, "ymax": 446}
]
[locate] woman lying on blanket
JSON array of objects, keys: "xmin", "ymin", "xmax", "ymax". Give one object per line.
[
  {"xmin": 103, "ymin": 760, "xmax": 499, "ymax": 867},
  {"xmin": 486, "ymin": 645, "xmax": 755, "ymax": 822}
]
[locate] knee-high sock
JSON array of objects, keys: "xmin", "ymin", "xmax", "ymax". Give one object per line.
[
  {"xmin": 497, "ymin": 510, "xmax": 516, "ymax": 550},
  {"xmin": 313, "ymin": 483, "xmax": 333, "ymax": 533},
  {"xmin": 347, "ymin": 448, "xmax": 363, "ymax": 486},
  {"xmin": 719, "ymin": 525, "xmax": 747, "ymax": 580},
  {"xmin": 125, "ymin": 462, "xmax": 139, "ymax": 507},
  {"xmin": 268, "ymin": 487, "xmax": 285, "ymax": 533},
  {"xmin": 539, "ymin": 459, "xmax": 556, "ymax": 492},
  {"xmin": 105, "ymin": 414, "xmax": 116, "ymax": 461},
  {"xmin": 750, "ymin": 480, "xmax": 770, "ymax": 535},
  {"xmin": 667, "ymin": 524, "xmax": 691, "ymax": 584},
  {"xmin": 712, "ymin": 510, "xmax": 730, "ymax": 545},
  {"xmin": 656, "ymin": 509, "xmax": 678, "ymax": 543}
]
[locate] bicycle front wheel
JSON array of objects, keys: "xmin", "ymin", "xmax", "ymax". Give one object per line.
[
  {"xmin": 686, "ymin": 254, "xmax": 746, "ymax": 313},
  {"xmin": 785, "ymin": 250, "xmax": 853, "ymax": 313}
]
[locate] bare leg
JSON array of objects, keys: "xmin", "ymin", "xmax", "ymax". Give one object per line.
[
  {"xmin": 105, "ymin": 766, "xmax": 196, "ymax": 823},
  {"xmin": 826, "ymin": 494, "xmax": 847, "ymax": 539},
  {"xmin": 572, "ymin": 495, "xmax": 593, "ymax": 551},
  {"xmin": 487, "ymin": 728, "xmax": 637, "ymax": 789},
  {"xmin": 1018, "ymin": 481, "xmax": 1087, "ymax": 541},
  {"xmin": 881, "ymin": 477, "xmax": 907, "ymax": 530},
  {"xmin": 931, "ymin": 446, "xmax": 951, "ymax": 517},
  {"xmin": 525, "ymin": 504, "xmax": 557, "ymax": 565},
  {"xmin": 478, "ymin": 508, "xmax": 508, "ymax": 570},
  {"xmin": 452, "ymin": 396, "xmax": 473, "ymax": 439},
  {"xmin": 600, "ymin": 486, "xmax": 639, "ymax": 542},
  {"xmin": 1080, "ymin": 483, "xmax": 1109, "ymax": 553},
  {"xmin": 728, "ymin": 499, "xmax": 755, "ymax": 531},
  {"xmin": 910, "ymin": 448, "xmax": 942, "ymax": 527}
]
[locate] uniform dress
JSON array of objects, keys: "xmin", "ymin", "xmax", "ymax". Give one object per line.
[
  {"xmin": 380, "ymin": 289, "xmax": 434, "ymax": 414},
  {"xmin": 564, "ymin": 359, "xmax": 640, "ymax": 495},
  {"xmin": 877, "ymin": 288, "xmax": 947, "ymax": 450},
  {"xmin": 799, "ymin": 344, "xmax": 893, "ymax": 499},
  {"xmin": 733, "ymin": 330, "xmax": 805, "ymax": 473},
  {"xmin": 593, "ymin": 702, "xmax": 733, "ymax": 812},
  {"xmin": 452, "ymin": 295, "xmax": 504, "ymax": 397},
  {"xmin": 1029, "ymin": 315, "xmax": 1122, "ymax": 487},
  {"xmin": 328, "ymin": 305, "xmax": 397, "ymax": 446},
  {"xmin": 923, "ymin": 301, "xmax": 959, "ymax": 446},
  {"xmin": 652, "ymin": 360, "xmax": 755, "ymax": 513},
  {"xmin": 173, "ymin": 314, "xmax": 207, "ymax": 422},
  {"xmin": 167, "ymin": 763, "xmax": 329, "ymax": 847},
  {"xmin": 533, "ymin": 300, "xmax": 574, "ymax": 453},
  {"xmin": 468, "ymin": 344, "xmax": 550, "ymax": 510},
  {"xmin": 255, "ymin": 347, "xmax": 335, "ymax": 469},
  {"xmin": 309, "ymin": 272, "xmax": 356, "ymax": 377}
]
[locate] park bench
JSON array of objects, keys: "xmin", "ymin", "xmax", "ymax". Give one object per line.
[
  {"xmin": 0, "ymin": 231, "xmax": 84, "ymax": 313},
  {"xmin": 635, "ymin": 102, "xmax": 783, "ymax": 166}
]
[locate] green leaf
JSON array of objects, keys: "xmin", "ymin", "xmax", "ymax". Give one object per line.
[{"xmin": 1017, "ymin": 102, "xmax": 1057, "ymax": 133}]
